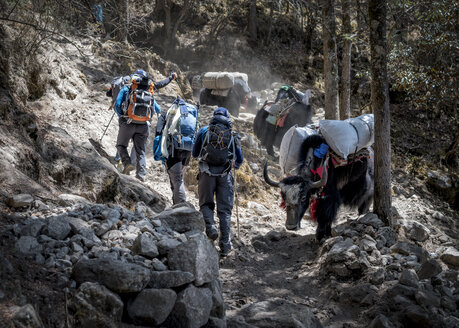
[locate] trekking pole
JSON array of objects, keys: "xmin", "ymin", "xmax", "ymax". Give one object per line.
[
  {"xmin": 234, "ymin": 166, "xmax": 240, "ymax": 240},
  {"xmin": 100, "ymin": 110, "xmax": 115, "ymax": 142},
  {"xmin": 170, "ymin": 69, "xmax": 187, "ymax": 99}
]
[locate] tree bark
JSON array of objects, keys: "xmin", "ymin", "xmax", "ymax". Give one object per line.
[
  {"xmin": 266, "ymin": 1, "xmax": 274, "ymax": 45},
  {"xmin": 249, "ymin": 0, "xmax": 257, "ymax": 44},
  {"xmin": 322, "ymin": 0, "xmax": 339, "ymax": 119},
  {"xmin": 369, "ymin": 0, "xmax": 392, "ymax": 225},
  {"xmin": 122, "ymin": 0, "xmax": 129, "ymax": 44},
  {"xmin": 339, "ymin": 0, "xmax": 351, "ymax": 120}
]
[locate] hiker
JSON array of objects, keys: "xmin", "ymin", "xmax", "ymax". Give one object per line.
[
  {"xmin": 115, "ymin": 69, "xmax": 177, "ymax": 181},
  {"xmin": 192, "ymin": 107, "xmax": 243, "ymax": 256},
  {"xmin": 154, "ymin": 98, "xmax": 198, "ymax": 204}
]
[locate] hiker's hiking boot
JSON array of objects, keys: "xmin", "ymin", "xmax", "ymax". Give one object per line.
[
  {"xmin": 220, "ymin": 244, "xmax": 233, "ymax": 257},
  {"xmin": 206, "ymin": 226, "xmax": 219, "ymax": 241},
  {"xmin": 122, "ymin": 163, "xmax": 135, "ymax": 175},
  {"xmin": 136, "ymin": 175, "xmax": 145, "ymax": 182}
]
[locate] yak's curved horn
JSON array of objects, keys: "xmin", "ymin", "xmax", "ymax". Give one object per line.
[
  {"xmin": 311, "ymin": 156, "xmax": 329, "ymax": 189},
  {"xmin": 263, "ymin": 160, "xmax": 280, "ymax": 187}
]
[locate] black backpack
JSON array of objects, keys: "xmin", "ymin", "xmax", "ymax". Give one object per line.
[{"xmin": 201, "ymin": 121, "xmax": 235, "ymax": 167}]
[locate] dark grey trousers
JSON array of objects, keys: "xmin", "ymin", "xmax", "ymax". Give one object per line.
[
  {"xmin": 167, "ymin": 161, "xmax": 187, "ymax": 205},
  {"xmin": 116, "ymin": 122, "xmax": 150, "ymax": 179},
  {"xmin": 198, "ymin": 172, "xmax": 234, "ymax": 249}
]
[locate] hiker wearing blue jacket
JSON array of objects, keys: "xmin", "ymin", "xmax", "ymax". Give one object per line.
[
  {"xmin": 115, "ymin": 69, "xmax": 177, "ymax": 182},
  {"xmin": 192, "ymin": 107, "xmax": 243, "ymax": 256}
]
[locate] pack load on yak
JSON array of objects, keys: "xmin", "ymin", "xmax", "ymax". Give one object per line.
[
  {"xmin": 279, "ymin": 113, "xmax": 374, "ymax": 176},
  {"xmin": 264, "ymin": 113, "xmax": 375, "ymax": 241},
  {"xmin": 253, "ymin": 85, "xmax": 313, "ymax": 156},
  {"xmin": 199, "ymin": 72, "xmax": 257, "ymax": 116}
]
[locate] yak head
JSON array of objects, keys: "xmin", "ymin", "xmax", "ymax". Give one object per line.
[{"xmin": 263, "ymin": 155, "xmax": 329, "ymax": 230}]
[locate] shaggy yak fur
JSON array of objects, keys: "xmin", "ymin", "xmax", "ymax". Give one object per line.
[
  {"xmin": 264, "ymin": 134, "xmax": 374, "ymax": 241},
  {"xmin": 253, "ymin": 89, "xmax": 313, "ymax": 156}
]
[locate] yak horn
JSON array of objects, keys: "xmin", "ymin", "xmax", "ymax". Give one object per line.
[
  {"xmin": 311, "ymin": 156, "xmax": 329, "ymax": 189},
  {"xmin": 263, "ymin": 160, "xmax": 280, "ymax": 187}
]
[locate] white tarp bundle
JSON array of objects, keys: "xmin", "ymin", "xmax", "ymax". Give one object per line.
[
  {"xmin": 202, "ymin": 72, "xmax": 249, "ymax": 90},
  {"xmin": 280, "ymin": 125, "xmax": 317, "ymax": 175},
  {"xmin": 319, "ymin": 114, "xmax": 374, "ymax": 159}
]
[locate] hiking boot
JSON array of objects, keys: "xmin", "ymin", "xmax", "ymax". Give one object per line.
[
  {"xmin": 136, "ymin": 175, "xmax": 145, "ymax": 182},
  {"xmin": 206, "ymin": 226, "xmax": 219, "ymax": 241},
  {"xmin": 220, "ymin": 244, "xmax": 233, "ymax": 257},
  {"xmin": 122, "ymin": 163, "xmax": 135, "ymax": 175}
]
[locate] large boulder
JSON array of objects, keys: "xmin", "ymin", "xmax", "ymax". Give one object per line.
[
  {"xmin": 131, "ymin": 232, "xmax": 159, "ymax": 259},
  {"xmin": 155, "ymin": 205, "xmax": 205, "ymax": 233},
  {"xmin": 149, "ymin": 270, "xmax": 195, "ymax": 288},
  {"xmin": 234, "ymin": 298, "xmax": 322, "ymax": 328},
  {"xmin": 440, "ymin": 247, "xmax": 459, "ymax": 267},
  {"xmin": 165, "ymin": 284, "xmax": 213, "ymax": 328},
  {"xmin": 127, "ymin": 289, "xmax": 177, "ymax": 326},
  {"xmin": 72, "ymin": 258, "xmax": 150, "ymax": 293},
  {"xmin": 70, "ymin": 282, "xmax": 123, "ymax": 328},
  {"xmin": 168, "ymin": 233, "xmax": 219, "ymax": 286}
]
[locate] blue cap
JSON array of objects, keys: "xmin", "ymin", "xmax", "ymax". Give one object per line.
[
  {"xmin": 213, "ymin": 107, "xmax": 229, "ymax": 117},
  {"xmin": 134, "ymin": 69, "xmax": 148, "ymax": 79}
]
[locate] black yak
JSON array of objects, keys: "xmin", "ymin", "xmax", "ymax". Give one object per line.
[
  {"xmin": 263, "ymin": 134, "xmax": 374, "ymax": 241},
  {"xmin": 254, "ymin": 87, "xmax": 313, "ymax": 156}
]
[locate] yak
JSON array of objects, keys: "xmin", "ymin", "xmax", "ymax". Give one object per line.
[
  {"xmin": 263, "ymin": 134, "xmax": 374, "ymax": 241},
  {"xmin": 253, "ymin": 87, "xmax": 313, "ymax": 156}
]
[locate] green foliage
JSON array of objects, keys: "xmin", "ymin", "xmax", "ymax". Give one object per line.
[{"xmin": 388, "ymin": 0, "xmax": 458, "ymax": 113}]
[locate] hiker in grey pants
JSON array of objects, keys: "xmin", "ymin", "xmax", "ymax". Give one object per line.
[
  {"xmin": 116, "ymin": 123, "xmax": 149, "ymax": 180},
  {"xmin": 192, "ymin": 107, "xmax": 244, "ymax": 256}
]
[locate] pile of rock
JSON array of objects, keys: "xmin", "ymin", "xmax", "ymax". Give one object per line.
[
  {"xmin": 321, "ymin": 213, "xmax": 458, "ymax": 327},
  {"xmin": 7, "ymin": 200, "xmax": 225, "ymax": 327}
]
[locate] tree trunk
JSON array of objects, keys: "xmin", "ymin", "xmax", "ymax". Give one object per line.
[
  {"xmin": 171, "ymin": 0, "xmax": 193, "ymax": 46},
  {"xmin": 322, "ymin": 0, "xmax": 339, "ymax": 119},
  {"xmin": 266, "ymin": 1, "xmax": 274, "ymax": 45},
  {"xmin": 249, "ymin": 0, "xmax": 257, "ymax": 44},
  {"xmin": 369, "ymin": 0, "xmax": 392, "ymax": 225},
  {"xmin": 122, "ymin": 0, "xmax": 129, "ymax": 44},
  {"xmin": 339, "ymin": 0, "xmax": 351, "ymax": 120},
  {"xmin": 164, "ymin": 0, "xmax": 172, "ymax": 41}
]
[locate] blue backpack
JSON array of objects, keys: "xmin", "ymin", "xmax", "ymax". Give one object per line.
[{"xmin": 171, "ymin": 99, "xmax": 198, "ymax": 152}]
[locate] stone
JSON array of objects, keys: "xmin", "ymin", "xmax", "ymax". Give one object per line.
[
  {"xmin": 340, "ymin": 283, "xmax": 378, "ymax": 304},
  {"xmin": 370, "ymin": 268, "xmax": 385, "ymax": 285},
  {"xmin": 58, "ymin": 194, "xmax": 89, "ymax": 206},
  {"xmin": 358, "ymin": 213, "xmax": 384, "ymax": 229},
  {"xmin": 207, "ymin": 279, "xmax": 225, "ymax": 319},
  {"xmin": 157, "ymin": 237, "xmax": 182, "ymax": 255},
  {"xmin": 15, "ymin": 236, "xmax": 43, "ymax": 256},
  {"xmin": 12, "ymin": 304, "xmax": 44, "ymax": 328},
  {"xmin": 402, "ymin": 305, "xmax": 432, "ymax": 328},
  {"xmin": 247, "ymin": 201, "xmax": 270, "ymax": 216},
  {"xmin": 390, "ymin": 242, "xmax": 429, "ymax": 262},
  {"xmin": 207, "ymin": 317, "xmax": 227, "ymax": 328},
  {"xmin": 127, "ymin": 289, "xmax": 177, "ymax": 326},
  {"xmin": 399, "ymin": 219, "xmax": 430, "ymax": 242},
  {"xmin": 155, "ymin": 205, "xmax": 205, "ymax": 233},
  {"xmin": 149, "ymin": 270, "xmax": 195, "ymax": 288},
  {"xmin": 417, "ymin": 259, "xmax": 442, "ymax": 279},
  {"xmin": 20, "ymin": 221, "xmax": 45, "ymax": 237},
  {"xmin": 72, "ymin": 258, "xmax": 151, "ymax": 293},
  {"xmin": 8, "ymin": 194, "xmax": 34, "ymax": 208},
  {"xmin": 399, "ymin": 269, "xmax": 420, "ymax": 288},
  {"xmin": 236, "ymin": 298, "xmax": 322, "ymax": 328},
  {"xmin": 376, "ymin": 227, "xmax": 396, "ymax": 247},
  {"xmin": 132, "ymin": 232, "xmax": 159, "ymax": 259},
  {"xmin": 415, "ymin": 290, "xmax": 440, "ymax": 308},
  {"xmin": 46, "ymin": 216, "xmax": 71, "ymax": 240},
  {"xmin": 70, "ymin": 282, "xmax": 123, "ymax": 327},
  {"xmin": 152, "ymin": 258, "xmax": 168, "ymax": 271},
  {"xmin": 369, "ymin": 314, "xmax": 395, "ymax": 328},
  {"xmin": 440, "ymin": 247, "xmax": 459, "ymax": 266},
  {"xmin": 165, "ymin": 284, "xmax": 213, "ymax": 328},
  {"xmin": 252, "ymin": 240, "xmax": 270, "ymax": 252},
  {"xmin": 360, "ymin": 235, "xmax": 377, "ymax": 252},
  {"xmin": 136, "ymin": 219, "xmax": 155, "ymax": 234},
  {"xmin": 168, "ymin": 233, "xmax": 219, "ymax": 286}
]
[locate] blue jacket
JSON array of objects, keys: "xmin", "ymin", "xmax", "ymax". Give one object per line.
[
  {"xmin": 115, "ymin": 76, "xmax": 174, "ymax": 118},
  {"xmin": 192, "ymin": 108, "xmax": 243, "ymax": 170}
]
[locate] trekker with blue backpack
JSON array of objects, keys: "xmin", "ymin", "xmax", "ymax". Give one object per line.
[
  {"xmin": 154, "ymin": 98, "xmax": 198, "ymax": 204},
  {"xmin": 115, "ymin": 69, "xmax": 177, "ymax": 182},
  {"xmin": 192, "ymin": 107, "xmax": 243, "ymax": 257}
]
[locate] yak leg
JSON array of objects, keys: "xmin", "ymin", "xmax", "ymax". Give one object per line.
[{"xmin": 315, "ymin": 194, "xmax": 340, "ymax": 242}]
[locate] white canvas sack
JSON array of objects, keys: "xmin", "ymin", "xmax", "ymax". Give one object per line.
[
  {"xmin": 202, "ymin": 72, "xmax": 249, "ymax": 90},
  {"xmin": 280, "ymin": 125, "xmax": 317, "ymax": 175},
  {"xmin": 319, "ymin": 114, "xmax": 374, "ymax": 159}
]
